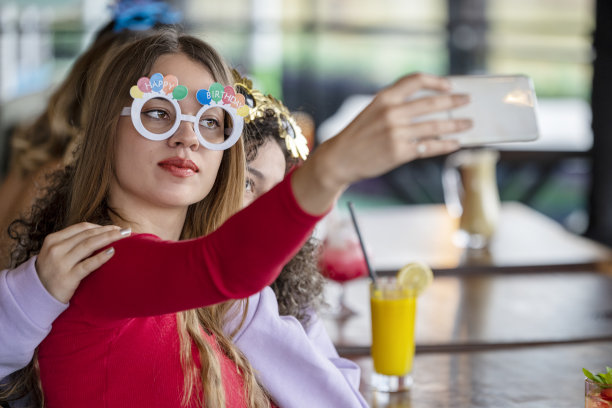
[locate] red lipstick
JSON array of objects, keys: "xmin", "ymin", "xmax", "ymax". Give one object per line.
[{"xmin": 158, "ymin": 157, "xmax": 199, "ymax": 177}]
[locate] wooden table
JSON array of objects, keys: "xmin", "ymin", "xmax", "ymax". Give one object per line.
[
  {"xmin": 323, "ymin": 271, "xmax": 612, "ymax": 406},
  {"xmin": 321, "ymin": 199, "xmax": 612, "ymax": 406},
  {"xmin": 352, "ymin": 202, "xmax": 612, "ymax": 274},
  {"xmin": 323, "ymin": 270, "xmax": 612, "ymax": 354},
  {"xmin": 351, "ymin": 341, "xmax": 612, "ymax": 408}
]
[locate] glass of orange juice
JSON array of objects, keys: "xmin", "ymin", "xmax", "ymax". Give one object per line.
[{"xmin": 370, "ymin": 277, "xmax": 417, "ymax": 392}]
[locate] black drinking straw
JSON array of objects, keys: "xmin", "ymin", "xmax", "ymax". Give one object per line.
[{"xmin": 347, "ymin": 201, "xmax": 378, "ymax": 287}]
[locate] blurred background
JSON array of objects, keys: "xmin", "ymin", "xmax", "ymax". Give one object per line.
[{"xmin": 2, "ymin": 0, "xmax": 609, "ymax": 245}]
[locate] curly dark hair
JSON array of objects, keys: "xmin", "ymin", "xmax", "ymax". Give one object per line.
[
  {"xmin": 244, "ymin": 108, "xmax": 300, "ymax": 173},
  {"xmin": 269, "ymin": 237, "xmax": 325, "ymax": 327},
  {"xmin": 10, "ymin": 166, "xmax": 70, "ymax": 267},
  {"xmin": 8, "ymin": 165, "xmax": 112, "ymax": 270},
  {"xmin": 244, "ymin": 109, "xmax": 326, "ymax": 327}
]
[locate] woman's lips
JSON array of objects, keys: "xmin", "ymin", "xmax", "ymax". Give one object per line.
[{"xmin": 158, "ymin": 157, "xmax": 199, "ymax": 177}]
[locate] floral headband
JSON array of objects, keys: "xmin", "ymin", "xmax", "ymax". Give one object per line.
[
  {"xmin": 121, "ymin": 73, "xmax": 249, "ymax": 151},
  {"xmin": 232, "ymin": 70, "xmax": 309, "ymax": 161}
]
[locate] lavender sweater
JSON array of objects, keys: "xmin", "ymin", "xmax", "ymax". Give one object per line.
[
  {"xmin": 0, "ymin": 257, "xmax": 367, "ymax": 408},
  {"xmin": 228, "ymin": 288, "xmax": 368, "ymax": 408},
  {"xmin": 0, "ymin": 257, "xmax": 67, "ymax": 378}
]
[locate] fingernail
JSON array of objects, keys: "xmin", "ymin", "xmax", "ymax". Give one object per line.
[
  {"xmin": 119, "ymin": 228, "xmax": 132, "ymax": 237},
  {"xmin": 105, "ymin": 247, "xmax": 115, "ymax": 255}
]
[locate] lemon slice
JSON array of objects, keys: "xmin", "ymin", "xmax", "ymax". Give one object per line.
[{"xmin": 396, "ymin": 261, "xmax": 433, "ymax": 296}]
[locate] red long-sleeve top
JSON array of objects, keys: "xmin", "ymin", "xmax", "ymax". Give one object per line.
[{"xmin": 38, "ymin": 173, "xmax": 324, "ymax": 408}]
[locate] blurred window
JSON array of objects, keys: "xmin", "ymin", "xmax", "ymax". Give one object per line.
[{"xmin": 487, "ymin": 0, "xmax": 594, "ymax": 99}]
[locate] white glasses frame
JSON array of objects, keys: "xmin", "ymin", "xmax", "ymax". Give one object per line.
[{"xmin": 120, "ymin": 93, "xmax": 243, "ymax": 151}]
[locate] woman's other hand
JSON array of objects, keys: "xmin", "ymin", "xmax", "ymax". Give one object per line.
[{"xmin": 35, "ymin": 223, "xmax": 131, "ymax": 303}]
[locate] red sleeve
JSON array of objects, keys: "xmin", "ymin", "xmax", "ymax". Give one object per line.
[{"xmin": 70, "ymin": 170, "xmax": 327, "ymax": 320}]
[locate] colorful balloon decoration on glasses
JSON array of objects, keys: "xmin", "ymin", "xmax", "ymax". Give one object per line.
[
  {"xmin": 129, "ymin": 73, "xmax": 249, "ymax": 117},
  {"xmin": 125, "ymin": 73, "xmax": 249, "ymax": 150}
]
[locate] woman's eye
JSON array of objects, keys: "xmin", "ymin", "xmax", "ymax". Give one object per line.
[
  {"xmin": 143, "ymin": 109, "xmax": 170, "ymax": 120},
  {"xmin": 245, "ymin": 178, "xmax": 254, "ymax": 193},
  {"xmin": 200, "ymin": 118, "xmax": 220, "ymax": 130}
]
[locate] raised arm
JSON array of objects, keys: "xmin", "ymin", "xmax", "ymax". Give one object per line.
[
  {"xmin": 70, "ymin": 173, "xmax": 325, "ymax": 320},
  {"xmin": 69, "ymin": 73, "xmax": 469, "ymax": 322},
  {"xmin": 292, "ymin": 73, "xmax": 469, "ymax": 214}
]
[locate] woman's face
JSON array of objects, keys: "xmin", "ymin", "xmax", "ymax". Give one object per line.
[
  {"xmin": 244, "ymin": 139, "xmax": 286, "ymax": 206},
  {"xmin": 110, "ymin": 53, "xmax": 224, "ymax": 214}
]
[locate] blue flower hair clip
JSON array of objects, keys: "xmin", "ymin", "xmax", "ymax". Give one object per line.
[{"xmin": 111, "ymin": 0, "xmax": 183, "ymax": 32}]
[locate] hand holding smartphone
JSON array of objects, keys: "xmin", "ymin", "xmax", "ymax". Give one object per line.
[{"xmin": 417, "ymin": 74, "xmax": 540, "ymax": 146}]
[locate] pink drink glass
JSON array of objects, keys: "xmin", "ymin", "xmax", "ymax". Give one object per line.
[
  {"xmin": 319, "ymin": 238, "xmax": 369, "ymax": 318},
  {"xmin": 585, "ymin": 379, "xmax": 612, "ymax": 408}
]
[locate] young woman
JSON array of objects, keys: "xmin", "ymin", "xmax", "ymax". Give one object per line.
[
  {"xmin": 1, "ymin": 29, "xmax": 470, "ymax": 407},
  {"xmin": 1, "ymin": 72, "xmax": 365, "ymax": 408}
]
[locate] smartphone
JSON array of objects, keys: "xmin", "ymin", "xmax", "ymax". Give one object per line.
[{"xmin": 417, "ymin": 74, "xmax": 540, "ymax": 146}]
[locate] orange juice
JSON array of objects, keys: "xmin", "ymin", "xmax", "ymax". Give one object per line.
[{"xmin": 370, "ymin": 285, "xmax": 417, "ymax": 376}]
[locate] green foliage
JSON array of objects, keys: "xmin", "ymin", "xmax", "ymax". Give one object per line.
[{"xmin": 584, "ymin": 367, "xmax": 612, "ymax": 385}]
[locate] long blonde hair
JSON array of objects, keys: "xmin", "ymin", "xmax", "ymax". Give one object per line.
[{"xmin": 3, "ymin": 30, "xmax": 270, "ymax": 408}]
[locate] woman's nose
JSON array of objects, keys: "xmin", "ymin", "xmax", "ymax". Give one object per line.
[{"xmin": 167, "ymin": 120, "xmax": 199, "ymax": 151}]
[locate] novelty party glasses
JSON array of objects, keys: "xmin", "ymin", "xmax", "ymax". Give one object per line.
[{"xmin": 121, "ymin": 73, "xmax": 249, "ymax": 151}]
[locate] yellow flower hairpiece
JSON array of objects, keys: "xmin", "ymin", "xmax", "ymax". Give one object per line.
[{"xmin": 232, "ymin": 69, "xmax": 310, "ymax": 161}]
